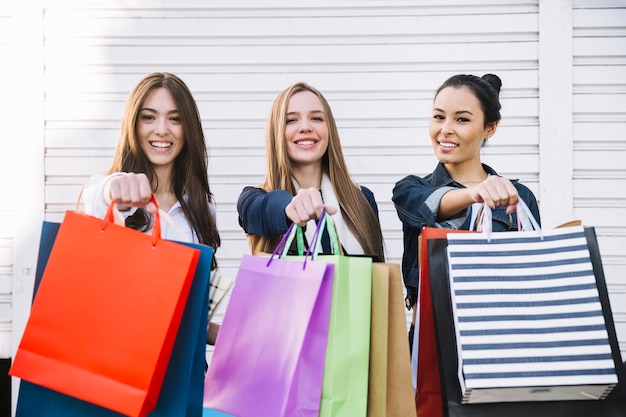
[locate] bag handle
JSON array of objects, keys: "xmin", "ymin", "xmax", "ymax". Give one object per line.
[
  {"xmin": 303, "ymin": 209, "xmax": 338, "ymax": 269},
  {"xmin": 307, "ymin": 209, "xmax": 342, "ymax": 258},
  {"xmin": 269, "ymin": 222, "xmax": 305, "ymax": 259},
  {"xmin": 267, "ymin": 220, "xmax": 307, "ymax": 267},
  {"xmin": 472, "ymin": 199, "xmax": 542, "ymax": 241},
  {"xmin": 267, "ymin": 208, "xmax": 344, "ymax": 268},
  {"xmin": 101, "ymin": 194, "xmax": 161, "ymax": 247}
]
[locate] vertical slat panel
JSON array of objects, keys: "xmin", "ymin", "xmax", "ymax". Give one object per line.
[
  {"xmin": 572, "ymin": 0, "xmax": 626, "ymax": 358},
  {"xmin": 38, "ymin": 0, "xmax": 543, "ymax": 368}
]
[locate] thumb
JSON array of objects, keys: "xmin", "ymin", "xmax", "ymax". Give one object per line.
[
  {"xmin": 322, "ymin": 205, "xmax": 338, "ymax": 216},
  {"xmin": 146, "ymin": 201, "xmax": 158, "ymax": 214}
]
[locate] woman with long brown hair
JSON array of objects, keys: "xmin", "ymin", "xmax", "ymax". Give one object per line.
[{"xmin": 82, "ymin": 71, "xmax": 221, "ymax": 343}]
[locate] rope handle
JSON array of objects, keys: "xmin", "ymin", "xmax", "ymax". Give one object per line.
[
  {"xmin": 471, "ymin": 199, "xmax": 542, "ymax": 241},
  {"xmin": 307, "ymin": 209, "xmax": 343, "ymax": 259},
  {"xmin": 268, "ymin": 220, "xmax": 307, "ymax": 267},
  {"xmin": 267, "ymin": 208, "xmax": 343, "ymax": 269},
  {"xmin": 101, "ymin": 194, "xmax": 161, "ymax": 247}
]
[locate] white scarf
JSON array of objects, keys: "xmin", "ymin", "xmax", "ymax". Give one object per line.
[{"xmin": 294, "ymin": 174, "xmax": 364, "ymax": 256}]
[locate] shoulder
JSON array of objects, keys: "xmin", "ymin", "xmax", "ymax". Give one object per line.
[
  {"xmin": 238, "ymin": 185, "xmax": 269, "ymax": 204},
  {"xmin": 395, "ymin": 166, "xmax": 439, "ymax": 188},
  {"xmin": 513, "ymin": 181, "xmax": 539, "ymax": 206},
  {"xmin": 237, "ymin": 185, "xmax": 294, "ymax": 214},
  {"xmin": 359, "ymin": 185, "xmax": 375, "ymax": 200},
  {"xmin": 392, "ymin": 174, "xmax": 434, "ymax": 195},
  {"xmin": 239, "ymin": 186, "xmax": 294, "ymax": 201},
  {"xmin": 358, "ymin": 185, "xmax": 379, "ymax": 212},
  {"xmin": 240, "ymin": 185, "xmax": 267, "ymax": 197},
  {"xmin": 395, "ymin": 174, "xmax": 425, "ymax": 185}
]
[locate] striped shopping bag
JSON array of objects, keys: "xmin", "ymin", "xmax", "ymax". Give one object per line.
[{"xmin": 446, "ymin": 225, "xmax": 618, "ymax": 404}]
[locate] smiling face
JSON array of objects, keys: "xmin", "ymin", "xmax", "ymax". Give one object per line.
[
  {"xmin": 429, "ymin": 86, "xmax": 496, "ymax": 170},
  {"xmin": 284, "ymin": 90, "xmax": 329, "ymax": 170},
  {"xmin": 137, "ymin": 87, "xmax": 185, "ymax": 172}
]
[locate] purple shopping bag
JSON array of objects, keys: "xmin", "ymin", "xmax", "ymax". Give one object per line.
[{"xmin": 203, "ymin": 242, "xmax": 334, "ymax": 416}]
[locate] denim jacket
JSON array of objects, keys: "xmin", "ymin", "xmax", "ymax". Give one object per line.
[{"xmin": 392, "ymin": 163, "xmax": 541, "ymax": 295}]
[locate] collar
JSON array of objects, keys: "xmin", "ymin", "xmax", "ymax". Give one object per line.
[{"xmin": 429, "ymin": 162, "xmax": 505, "ymax": 187}]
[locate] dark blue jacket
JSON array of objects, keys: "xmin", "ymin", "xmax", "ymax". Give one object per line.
[
  {"xmin": 392, "ymin": 163, "xmax": 541, "ymax": 293},
  {"xmin": 237, "ymin": 185, "xmax": 379, "ymax": 255}
]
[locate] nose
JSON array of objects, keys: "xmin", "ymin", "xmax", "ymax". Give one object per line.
[
  {"xmin": 154, "ymin": 118, "xmax": 169, "ymax": 135},
  {"xmin": 442, "ymin": 120, "xmax": 454, "ymax": 136},
  {"xmin": 298, "ymin": 119, "xmax": 312, "ymax": 133}
]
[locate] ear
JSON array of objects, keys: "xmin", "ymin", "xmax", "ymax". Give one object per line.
[{"xmin": 484, "ymin": 122, "xmax": 498, "ymax": 140}]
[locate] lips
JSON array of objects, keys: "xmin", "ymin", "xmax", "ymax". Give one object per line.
[
  {"xmin": 294, "ymin": 139, "xmax": 318, "ymax": 145},
  {"xmin": 149, "ymin": 141, "xmax": 172, "ymax": 148},
  {"xmin": 438, "ymin": 141, "xmax": 458, "ymax": 149}
]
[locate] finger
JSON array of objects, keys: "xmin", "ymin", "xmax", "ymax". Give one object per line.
[
  {"xmin": 107, "ymin": 178, "xmax": 127, "ymax": 204},
  {"xmin": 145, "ymin": 201, "xmax": 158, "ymax": 214},
  {"xmin": 286, "ymin": 202, "xmax": 308, "ymax": 227},
  {"xmin": 494, "ymin": 179, "xmax": 518, "ymax": 209},
  {"xmin": 128, "ymin": 180, "xmax": 151, "ymax": 206},
  {"xmin": 321, "ymin": 205, "xmax": 338, "ymax": 216},
  {"xmin": 505, "ymin": 203, "xmax": 517, "ymax": 216},
  {"xmin": 295, "ymin": 189, "xmax": 321, "ymax": 220}
]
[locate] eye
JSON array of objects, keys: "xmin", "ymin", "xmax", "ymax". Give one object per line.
[
  {"xmin": 286, "ymin": 117, "xmax": 296, "ymax": 124},
  {"xmin": 140, "ymin": 114, "xmax": 155, "ymax": 121},
  {"xmin": 456, "ymin": 117, "xmax": 470, "ymax": 123},
  {"xmin": 433, "ymin": 114, "xmax": 444, "ymax": 120},
  {"xmin": 170, "ymin": 116, "xmax": 181, "ymax": 123},
  {"xmin": 312, "ymin": 116, "xmax": 324, "ymax": 122}
]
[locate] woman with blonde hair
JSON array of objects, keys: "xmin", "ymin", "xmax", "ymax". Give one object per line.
[{"xmin": 237, "ymin": 81, "xmax": 385, "ymax": 261}]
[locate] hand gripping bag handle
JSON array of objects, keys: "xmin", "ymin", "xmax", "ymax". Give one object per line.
[
  {"xmin": 470, "ymin": 199, "xmax": 541, "ymax": 241},
  {"xmin": 102, "ymin": 194, "xmax": 162, "ymax": 246},
  {"xmin": 268, "ymin": 209, "xmax": 342, "ymax": 268},
  {"xmin": 307, "ymin": 209, "xmax": 342, "ymax": 258}
]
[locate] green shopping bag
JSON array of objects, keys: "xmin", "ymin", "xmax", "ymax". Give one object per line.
[{"xmin": 286, "ymin": 211, "xmax": 373, "ymax": 417}]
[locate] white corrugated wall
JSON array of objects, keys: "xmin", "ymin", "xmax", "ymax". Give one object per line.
[
  {"xmin": 572, "ymin": 0, "xmax": 626, "ymax": 357},
  {"xmin": 0, "ymin": 2, "xmax": 13, "ymax": 359},
  {"xmin": 3, "ymin": 0, "xmax": 626, "ymax": 413}
]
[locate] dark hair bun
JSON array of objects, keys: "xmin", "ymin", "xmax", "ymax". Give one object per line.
[{"xmin": 482, "ymin": 74, "xmax": 502, "ymax": 95}]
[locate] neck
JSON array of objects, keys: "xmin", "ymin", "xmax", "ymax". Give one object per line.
[
  {"xmin": 292, "ymin": 163, "xmax": 323, "ymax": 189},
  {"xmin": 153, "ymin": 165, "xmax": 174, "ymax": 193},
  {"xmin": 152, "ymin": 165, "xmax": 177, "ymax": 212},
  {"xmin": 444, "ymin": 162, "xmax": 487, "ymax": 185}
]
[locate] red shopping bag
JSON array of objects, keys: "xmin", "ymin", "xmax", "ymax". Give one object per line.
[
  {"xmin": 415, "ymin": 227, "xmax": 470, "ymax": 417},
  {"xmin": 10, "ymin": 201, "xmax": 200, "ymax": 417}
]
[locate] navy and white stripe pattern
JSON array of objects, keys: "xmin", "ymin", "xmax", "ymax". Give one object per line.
[{"xmin": 446, "ymin": 226, "xmax": 617, "ymax": 402}]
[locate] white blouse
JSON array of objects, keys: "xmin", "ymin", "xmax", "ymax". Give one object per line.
[{"xmin": 82, "ymin": 173, "xmax": 216, "ymax": 243}]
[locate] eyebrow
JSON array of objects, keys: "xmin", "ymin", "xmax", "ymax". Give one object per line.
[
  {"xmin": 433, "ymin": 107, "xmax": 474, "ymax": 116},
  {"xmin": 286, "ymin": 110, "xmax": 325, "ymax": 116},
  {"xmin": 139, "ymin": 107, "xmax": 179, "ymax": 114}
]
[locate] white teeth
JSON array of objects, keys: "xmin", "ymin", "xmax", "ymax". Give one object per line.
[
  {"xmin": 151, "ymin": 142, "xmax": 171, "ymax": 148},
  {"xmin": 296, "ymin": 140, "xmax": 315, "ymax": 145},
  {"xmin": 440, "ymin": 142, "xmax": 458, "ymax": 148}
]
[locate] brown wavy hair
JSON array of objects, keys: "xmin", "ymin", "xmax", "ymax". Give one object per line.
[
  {"xmin": 107, "ymin": 72, "xmax": 221, "ymax": 257},
  {"xmin": 248, "ymin": 82, "xmax": 385, "ymax": 260}
]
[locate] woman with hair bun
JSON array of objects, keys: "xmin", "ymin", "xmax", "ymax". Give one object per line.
[{"xmin": 392, "ymin": 73, "xmax": 541, "ymax": 326}]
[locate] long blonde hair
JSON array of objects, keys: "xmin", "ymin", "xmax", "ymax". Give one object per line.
[{"xmin": 248, "ymin": 82, "xmax": 385, "ymax": 260}]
